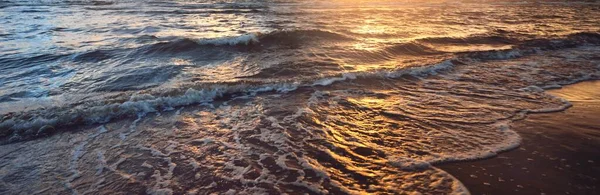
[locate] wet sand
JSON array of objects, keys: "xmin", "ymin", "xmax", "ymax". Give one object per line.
[{"xmin": 439, "ymin": 81, "xmax": 600, "ymax": 195}]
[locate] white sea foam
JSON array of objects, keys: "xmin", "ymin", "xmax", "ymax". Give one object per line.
[
  {"xmin": 388, "ymin": 156, "xmax": 431, "ymax": 170},
  {"xmin": 197, "ymin": 33, "xmax": 259, "ymax": 46},
  {"xmin": 312, "ymin": 73, "xmax": 357, "ymax": 86},
  {"xmin": 385, "ymin": 60, "xmax": 455, "ymax": 78},
  {"xmin": 1, "ymin": 87, "xmax": 224, "ymax": 139}
]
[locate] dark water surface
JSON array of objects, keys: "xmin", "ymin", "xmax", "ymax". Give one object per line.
[{"xmin": 1, "ymin": 0, "xmax": 599, "ymax": 194}]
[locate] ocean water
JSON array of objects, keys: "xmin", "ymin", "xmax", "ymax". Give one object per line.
[{"xmin": 0, "ymin": 0, "xmax": 599, "ymax": 194}]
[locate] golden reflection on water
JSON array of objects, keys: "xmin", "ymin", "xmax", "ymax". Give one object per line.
[
  {"xmin": 548, "ymin": 81, "xmax": 600, "ymax": 102},
  {"xmin": 348, "ymin": 97, "xmax": 386, "ymax": 105},
  {"xmin": 432, "ymin": 44, "xmax": 514, "ymax": 53},
  {"xmin": 351, "ymin": 19, "xmax": 389, "ymax": 35}
]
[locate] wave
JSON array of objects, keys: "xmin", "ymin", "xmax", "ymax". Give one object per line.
[
  {"xmin": 139, "ymin": 29, "xmax": 354, "ymax": 54},
  {"xmin": 71, "ymin": 49, "xmax": 113, "ymax": 62},
  {"xmin": 201, "ymin": 29, "xmax": 354, "ymax": 46},
  {"xmin": 257, "ymin": 29, "xmax": 355, "ymax": 43},
  {"xmin": 418, "ymin": 31, "xmax": 600, "ymax": 47},
  {"xmin": 245, "ymin": 31, "xmax": 600, "ymax": 78},
  {"xmin": 383, "ymin": 42, "xmax": 446, "ymax": 56},
  {"xmin": 6, "ymin": 31, "xmax": 597, "ymax": 70},
  {"xmin": 193, "ymin": 30, "xmax": 599, "ymax": 56},
  {"xmin": 3, "ymin": 0, "xmax": 133, "ymax": 7},
  {"xmin": 0, "ymin": 59, "xmax": 460, "ymax": 144},
  {"xmin": 2, "ymin": 32, "xmax": 600, "ymax": 144},
  {"xmin": 323, "ymin": 42, "xmax": 447, "ymax": 65},
  {"xmin": 0, "ymin": 44, "xmax": 595, "ymax": 145},
  {"xmin": 4, "ymin": 47, "xmax": 597, "ymax": 194},
  {"xmin": 140, "ymin": 34, "xmax": 260, "ymax": 55},
  {"xmin": 0, "ymin": 53, "xmax": 68, "ymax": 70},
  {"xmin": 0, "ymin": 82, "xmax": 302, "ymax": 144},
  {"xmin": 197, "ymin": 34, "xmax": 259, "ymax": 46},
  {"xmin": 1, "ymin": 28, "xmax": 356, "ymax": 70},
  {"xmin": 141, "ymin": 38, "xmax": 203, "ymax": 54},
  {"xmin": 418, "ymin": 33, "xmax": 518, "ymax": 45},
  {"xmin": 458, "ymin": 32, "xmax": 600, "ymax": 60}
]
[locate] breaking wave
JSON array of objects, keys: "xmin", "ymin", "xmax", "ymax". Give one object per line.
[{"xmin": 2, "ymin": 34, "xmax": 600, "ymax": 144}]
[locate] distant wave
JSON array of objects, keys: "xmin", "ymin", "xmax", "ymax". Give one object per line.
[
  {"xmin": 140, "ymin": 30, "xmax": 600, "ymax": 55},
  {"xmin": 383, "ymin": 42, "xmax": 445, "ymax": 56},
  {"xmin": 197, "ymin": 29, "xmax": 355, "ymax": 46},
  {"xmin": 0, "ymin": 53, "xmax": 68, "ymax": 70},
  {"xmin": 139, "ymin": 29, "xmax": 354, "ymax": 54},
  {"xmin": 419, "ymin": 34, "xmax": 517, "ymax": 45},
  {"xmin": 3, "ymin": 31, "xmax": 597, "ymax": 68},
  {"xmin": 460, "ymin": 32, "xmax": 600, "ymax": 60},
  {"xmin": 257, "ymin": 29, "xmax": 355, "ymax": 43}
]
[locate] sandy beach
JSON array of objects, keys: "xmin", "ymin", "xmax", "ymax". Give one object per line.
[{"xmin": 440, "ymin": 81, "xmax": 600, "ymax": 195}]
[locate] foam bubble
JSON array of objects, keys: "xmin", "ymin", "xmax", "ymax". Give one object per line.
[
  {"xmin": 312, "ymin": 73, "xmax": 357, "ymax": 86},
  {"xmin": 197, "ymin": 33, "xmax": 259, "ymax": 46}
]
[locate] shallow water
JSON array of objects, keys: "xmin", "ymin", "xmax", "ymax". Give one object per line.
[
  {"xmin": 440, "ymin": 81, "xmax": 600, "ymax": 195},
  {"xmin": 1, "ymin": 0, "xmax": 599, "ymax": 194}
]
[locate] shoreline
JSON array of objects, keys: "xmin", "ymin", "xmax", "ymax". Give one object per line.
[{"xmin": 439, "ymin": 80, "xmax": 600, "ymax": 195}]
